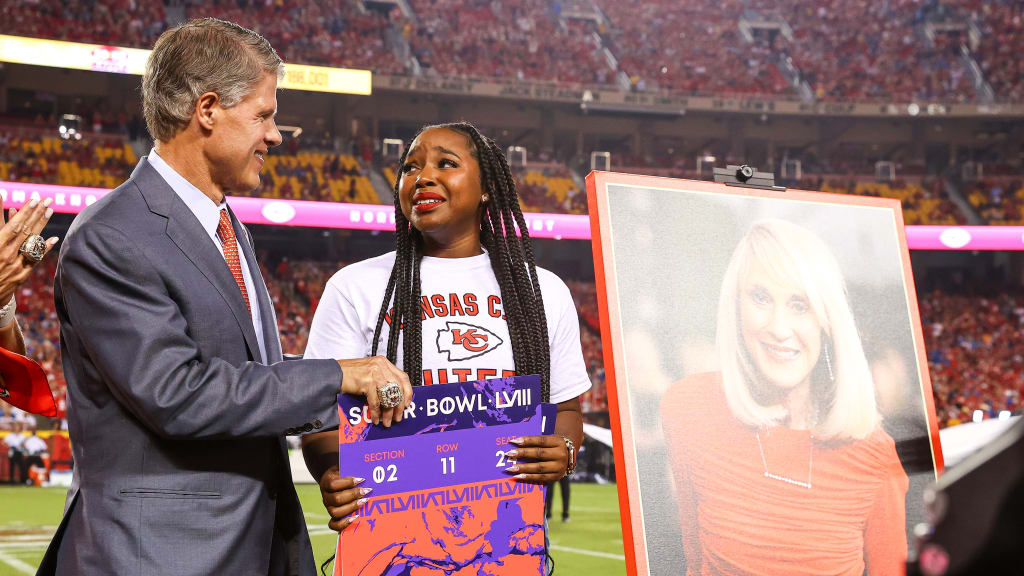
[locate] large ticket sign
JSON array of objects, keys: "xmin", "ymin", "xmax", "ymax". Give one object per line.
[
  {"xmin": 587, "ymin": 172, "xmax": 944, "ymax": 576},
  {"xmin": 334, "ymin": 377, "xmax": 553, "ymax": 576}
]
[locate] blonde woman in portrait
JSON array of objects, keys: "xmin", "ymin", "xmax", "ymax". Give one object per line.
[{"xmin": 661, "ymin": 219, "xmax": 908, "ymax": 576}]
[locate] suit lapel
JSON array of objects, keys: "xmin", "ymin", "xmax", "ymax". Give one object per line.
[
  {"xmin": 133, "ymin": 159, "xmax": 262, "ymax": 362},
  {"xmin": 228, "ymin": 205, "xmax": 283, "ymax": 364}
]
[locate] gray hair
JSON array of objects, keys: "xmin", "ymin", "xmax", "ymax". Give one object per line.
[{"xmin": 142, "ymin": 18, "xmax": 285, "ymax": 142}]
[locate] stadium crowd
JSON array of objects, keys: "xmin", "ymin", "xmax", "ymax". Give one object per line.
[
  {"xmin": 1, "ymin": 0, "xmax": 1021, "ymax": 103},
  {"xmin": 749, "ymin": 0, "xmax": 974, "ymax": 103},
  {"xmin": 3, "ymin": 255, "xmax": 1021, "ymax": 437},
  {"xmin": 921, "ymin": 288, "xmax": 1024, "ymax": 427},
  {"xmin": 183, "ymin": 0, "xmax": 408, "ymax": 75},
  {"xmin": 972, "ymin": 0, "xmax": 1024, "ymax": 103},
  {"xmin": 1, "ymin": 127, "xmax": 984, "ymax": 226},
  {"xmin": 966, "ymin": 179, "xmax": 1024, "ymax": 224},
  {"xmin": 407, "ymin": 0, "xmax": 614, "ymax": 85},
  {"xmin": 595, "ymin": 0, "xmax": 795, "ymax": 97},
  {"xmin": 818, "ymin": 178, "xmax": 966, "ymax": 225},
  {"xmin": 0, "ymin": 256, "xmax": 611, "ymax": 434}
]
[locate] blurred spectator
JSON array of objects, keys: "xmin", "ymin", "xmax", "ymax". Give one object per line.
[
  {"xmin": 21, "ymin": 428, "xmax": 48, "ymax": 484},
  {"xmin": 4, "ymin": 420, "xmax": 27, "ymax": 484}
]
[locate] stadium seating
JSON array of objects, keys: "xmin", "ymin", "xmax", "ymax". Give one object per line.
[
  {"xmin": 748, "ymin": 0, "xmax": 972, "ymax": 103},
  {"xmin": 0, "ymin": 128, "xmax": 384, "ymax": 204},
  {"xmin": 183, "ymin": 0, "xmax": 407, "ymax": 74},
  {"xmin": 594, "ymin": 0, "xmax": 794, "ymax": 96},
  {"xmin": 4, "ymin": 0, "xmax": 1021, "ymax": 103},
  {"xmin": 966, "ymin": 180, "xmax": 1024, "ymax": 224},
  {"xmin": 0, "ymin": 131, "xmax": 136, "ymax": 189},
  {"xmin": 13, "ymin": 254, "xmax": 1022, "ymax": 430},
  {"xmin": 5, "ymin": 258, "xmax": 615, "ymax": 430},
  {"xmin": 972, "ymin": 1, "xmax": 1024, "ymax": 103},
  {"xmin": 921, "ymin": 288, "xmax": 1024, "ymax": 427},
  {"xmin": 0, "ymin": 0, "xmax": 166, "ymax": 48},
  {"xmin": 820, "ymin": 179, "xmax": 967, "ymax": 225},
  {"xmin": 407, "ymin": 0, "xmax": 613, "ymax": 85},
  {"xmin": 565, "ymin": 280, "xmax": 607, "ymax": 413},
  {"xmin": 260, "ymin": 151, "xmax": 379, "ymax": 204},
  {"xmin": 514, "ymin": 165, "xmax": 587, "ymax": 215}
]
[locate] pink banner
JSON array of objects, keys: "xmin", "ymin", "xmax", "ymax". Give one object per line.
[
  {"xmin": 2, "ymin": 180, "xmax": 1021, "ymax": 249},
  {"xmin": 903, "ymin": 225, "xmax": 1024, "ymax": 251}
]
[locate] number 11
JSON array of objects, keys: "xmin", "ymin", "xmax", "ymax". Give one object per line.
[{"xmin": 441, "ymin": 456, "xmax": 455, "ymax": 475}]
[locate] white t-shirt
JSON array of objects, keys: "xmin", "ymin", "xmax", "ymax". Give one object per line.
[
  {"xmin": 3, "ymin": 432, "xmax": 23, "ymax": 452},
  {"xmin": 23, "ymin": 435, "xmax": 47, "ymax": 456},
  {"xmin": 305, "ymin": 251, "xmax": 592, "ymax": 405}
]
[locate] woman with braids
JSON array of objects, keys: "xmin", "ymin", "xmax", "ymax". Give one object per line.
[{"xmin": 301, "ymin": 123, "xmax": 591, "ymax": 538}]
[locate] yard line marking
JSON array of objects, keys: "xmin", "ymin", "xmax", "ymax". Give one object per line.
[
  {"xmin": 0, "ymin": 550, "xmax": 36, "ymax": 574},
  {"xmin": 9, "ymin": 548, "xmax": 44, "ymax": 556},
  {"xmin": 549, "ymin": 544, "xmax": 625, "ymax": 561},
  {"xmin": 0, "ymin": 540, "xmax": 50, "ymax": 546},
  {"xmin": 0, "ymin": 544, "xmax": 49, "ymax": 551},
  {"xmin": 0, "ymin": 535, "xmax": 54, "ymax": 542}
]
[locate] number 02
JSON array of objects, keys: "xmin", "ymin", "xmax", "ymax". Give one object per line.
[{"xmin": 372, "ymin": 464, "xmax": 398, "ymax": 483}]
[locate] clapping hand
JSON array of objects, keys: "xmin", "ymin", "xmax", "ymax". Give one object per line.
[{"xmin": 0, "ymin": 198, "xmax": 59, "ymax": 305}]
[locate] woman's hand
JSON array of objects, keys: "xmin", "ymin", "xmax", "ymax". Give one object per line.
[
  {"xmin": 318, "ymin": 465, "xmax": 372, "ymax": 532},
  {"xmin": 0, "ymin": 198, "xmax": 59, "ymax": 305},
  {"xmin": 335, "ymin": 356, "xmax": 413, "ymax": 427},
  {"xmin": 503, "ymin": 435, "xmax": 570, "ymax": 485}
]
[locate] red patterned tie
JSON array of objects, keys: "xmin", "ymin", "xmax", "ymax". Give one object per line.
[{"xmin": 217, "ymin": 209, "xmax": 251, "ymax": 313}]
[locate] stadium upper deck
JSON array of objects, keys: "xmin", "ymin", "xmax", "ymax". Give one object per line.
[{"xmin": 1, "ymin": 0, "xmax": 1021, "ymax": 105}]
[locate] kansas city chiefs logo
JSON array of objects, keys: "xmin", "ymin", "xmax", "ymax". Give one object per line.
[{"xmin": 436, "ymin": 321, "xmax": 504, "ymax": 361}]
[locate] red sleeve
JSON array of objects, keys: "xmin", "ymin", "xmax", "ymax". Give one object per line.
[
  {"xmin": 863, "ymin": 437, "xmax": 910, "ymax": 576},
  {"xmin": 661, "ymin": 383, "xmax": 701, "ymax": 575}
]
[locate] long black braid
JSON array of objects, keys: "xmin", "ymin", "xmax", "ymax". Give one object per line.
[{"xmin": 370, "ymin": 122, "xmax": 552, "ymax": 401}]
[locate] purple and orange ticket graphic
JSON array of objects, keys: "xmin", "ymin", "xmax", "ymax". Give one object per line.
[
  {"xmin": 337, "ymin": 375, "xmax": 542, "ymax": 444},
  {"xmin": 334, "ymin": 398, "xmax": 549, "ymax": 575},
  {"xmin": 338, "ymin": 416, "xmax": 543, "ymax": 498},
  {"xmin": 339, "ymin": 478, "xmax": 545, "ymax": 576}
]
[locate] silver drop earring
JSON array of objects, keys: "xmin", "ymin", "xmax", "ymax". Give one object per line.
[{"xmin": 824, "ymin": 343, "xmax": 835, "ymax": 382}]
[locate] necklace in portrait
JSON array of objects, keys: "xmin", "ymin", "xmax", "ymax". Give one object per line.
[{"xmin": 755, "ymin": 429, "xmax": 813, "ymax": 489}]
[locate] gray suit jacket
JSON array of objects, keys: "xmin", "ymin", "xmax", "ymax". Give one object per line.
[{"xmin": 39, "ymin": 158, "xmax": 341, "ymax": 575}]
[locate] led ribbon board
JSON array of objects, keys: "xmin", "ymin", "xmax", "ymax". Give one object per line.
[
  {"xmin": 1, "ymin": 180, "xmax": 1019, "ymax": 249},
  {"xmin": 0, "ymin": 34, "xmax": 371, "ymax": 95}
]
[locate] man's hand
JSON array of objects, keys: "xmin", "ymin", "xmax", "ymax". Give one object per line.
[
  {"xmin": 318, "ymin": 465, "xmax": 371, "ymax": 532},
  {"xmin": 336, "ymin": 356, "xmax": 412, "ymax": 427}
]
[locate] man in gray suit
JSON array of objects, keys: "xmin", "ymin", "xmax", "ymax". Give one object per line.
[{"xmin": 38, "ymin": 18, "xmax": 412, "ymax": 575}]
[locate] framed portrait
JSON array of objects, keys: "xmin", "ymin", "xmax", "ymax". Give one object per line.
[{"xmin": 586, "ymin": 172, "xmax": 944, "ymax": 576}]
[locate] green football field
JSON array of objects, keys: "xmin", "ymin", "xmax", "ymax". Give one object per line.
[{"xmin": 0, "ymin": 483, "xmax": 626, "ymax": 575}]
